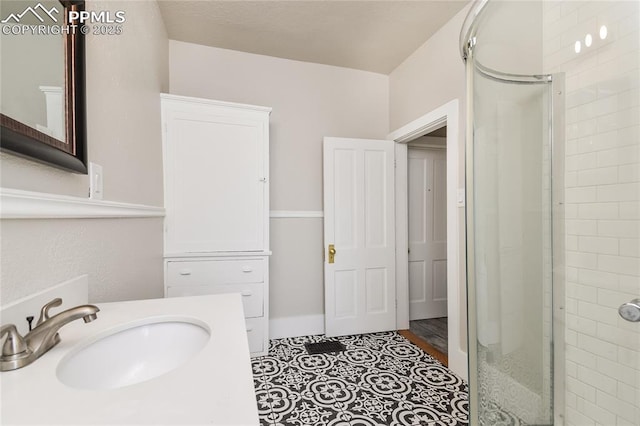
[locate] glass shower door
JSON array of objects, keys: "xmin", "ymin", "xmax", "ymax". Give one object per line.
[{"xmin": 469, "ymin": 64, "xmax": 555, "ymax": 425}]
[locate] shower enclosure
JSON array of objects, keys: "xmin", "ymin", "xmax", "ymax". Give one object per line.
[{"xmin": 461, "ymin": 1, "xmax": 639, "ymax": 425}]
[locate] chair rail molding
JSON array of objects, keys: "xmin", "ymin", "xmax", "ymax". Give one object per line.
[
  {"xmin": 269, "ymin": 210, "xmax": 324, "ymax": 218},
  {"xmin": 0, "ymin": 188, "xmax": 165, "ymax": 219}
]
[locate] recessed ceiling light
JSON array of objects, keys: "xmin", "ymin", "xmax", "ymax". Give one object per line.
[
  {"xmin": 575, "ymin": 40, "xmax": 582, "ymax": 53},
  {"xmin": 600, "ymin": 25, "xmax": 608, "ymax": 40},
  {"xmin": 585, "ymin": 34, "xmax": 592, "ymax": 47}
]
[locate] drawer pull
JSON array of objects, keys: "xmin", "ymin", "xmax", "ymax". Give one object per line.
[
  {"xmin": 242, "ymin": 266, "xmax": 253, "ymax": 272},
  {"xmin": 241, "ymin": 291, "xmax": 253, "ymax": 297},
  {"xmin": 179, "ymin": 269, "xmax": 192, "ymax": 276},
  {"xmin": 246, "ymin": 327, "xmax": 254, "ymax": 332}
]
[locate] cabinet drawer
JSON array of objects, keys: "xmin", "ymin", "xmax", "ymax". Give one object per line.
[
  {"xmin": 166, "ymin": 284, "xmax": 264, "ymax": 318},
  {"xmin": 166, "ymin": 259, "xmax": 264, "ymax": 286},
  {"xmin": 245, "ymin": 318, "xmax": 265, "ymax": 354}
]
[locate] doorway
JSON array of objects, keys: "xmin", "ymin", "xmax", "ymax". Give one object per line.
[
  {"xmin": 407, "ymin": 129, "xmax": 449, "ymax": 356},
  {"xmin": 388, "ymin": 98, "xmax": 467, "ymax": 380}
]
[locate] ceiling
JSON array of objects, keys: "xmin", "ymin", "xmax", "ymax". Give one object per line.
[{"xmin": 158, "ymin": 1, "xmax": 469, "ymax": 75}]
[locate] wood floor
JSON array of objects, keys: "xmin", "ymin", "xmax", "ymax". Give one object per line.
[{"xmin": 409, "ymin": 317, "xmax": 448, "ymax": 353}]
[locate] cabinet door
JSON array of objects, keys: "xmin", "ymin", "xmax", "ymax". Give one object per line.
[{"xmin": 164, "ymin": 103, "xmax": 268, "ymax": 253}]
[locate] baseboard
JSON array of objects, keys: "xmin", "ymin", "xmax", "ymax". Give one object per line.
[{"xmin": 269, "ymin": 314, "xmax": 325, "ymax": 339}]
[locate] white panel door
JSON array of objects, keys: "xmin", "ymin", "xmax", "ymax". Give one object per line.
[
  {"xmin": 323, "ymin": 137, "xmax": 396, "ymax": 337},
  {"xmin": 408, "ymin": 148, "xmax": 447, "ymax": 320}
]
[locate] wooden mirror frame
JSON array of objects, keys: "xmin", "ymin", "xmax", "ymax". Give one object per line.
[{"xmin": 0, "ymin": 0, "xmax": 87, "ymax": 174}]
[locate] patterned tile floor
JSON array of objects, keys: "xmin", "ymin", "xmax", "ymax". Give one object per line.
[{"xmin": 252, "ymin": 331, "xmax": 469, "ymax": 426}]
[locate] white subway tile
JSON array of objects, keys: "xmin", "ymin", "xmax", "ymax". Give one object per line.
[
  {"xmin": 566, "ymin": 106, "xmax": 579, "ymax": 125},
  {"xmin": 595, "ymin": 389, "xmax": 637, "ymax": 423},
  {"xmin": 582, "ymin": 399, "xmax": 617, "ymax": 425},
  {"xmin": 567, "ymin": 313, "xmax": 598, "ymax": 336},
  {"xmin": 565, "ymin": 406, "xmax": 596, "ymax": 426},
  {"xmin": 619, "ymin": 238, "xmax": 640, "ymax": 257},
  {"xmin": 577, "ymin": 203, "xmax": 619, "ymax": 220},
  {"xmin": 566, "ymin": 170, "xmax": 578, "ymax": 187},
  {"xmin": 596, "ymin": 322, "xmax": 640, "ymax": 351},
  {"xmin": 618, "ymin": 274, "xmax": 640, "ymax": 294},
  {"xmin": 598, "ymin": 254, "xmax": 640, "ymax": 275},
  {"xmin": 598, "ymin": 220, "xmax": 639, "ymax": 237},
  {"xmin": 598, "ymin": 287, "xmax": 639, "ymax": 309},
  {"xmin": 598, "ymin": 2, "xmax": 639, "ymax": 32},
  {"xmin": 577, "ymin": 167, "xmax": 618, "ymax": 186},
  {"xmin": 615, "ymin": 417, "xmax": 640, "ymax": 426},
  {"xmin": 578, "ymin": 236, "xmax": 619, "ymax": 255},
  {"xmin": 575, "ymin": 369, "xmax": 618, "ymax": 405},
  {"xmin": 568, "ymin": 219, "xmax": 598, "ymax": 236},
  {"xmin": 566, "ymin": 376, "xmax": 597, "ymax": 402},
  {"xmin": 597, "ymin": 50, "xmax": 640, "ymax": 81},
  {"xmin": 577, "ymin": 96, "xmax": 618, "ymax": 122},
  {"xmin": 566, "ymin": 390, "xmax": 577, "ymax": 409},
  {"xmin": 617, "ymin": 346, "xmax": 640, "ymax": 369},
  {"xmin": 617, "ymin": 87, "xmax": 640, "ymax": 111},
  {"xmin": 617, "ymin": 125, "xmax": 640, "ymax": 147},
  {"xmin": 567, "ymin": 328, "xmax": 578, "ymax": 346},
  {"xmin": 597, "ymin": 356, "xmax": 638, "ymax": 387},
  {"xmin": 619, "ymin": 201, "xmax": 640, "ymax": 220},
  {"xmin": 567, "ymin": 235, "xmax": 578, "ymax": 250},
  {"xmin": 567, "ymin": 266, "xmax": 579, "ymax": 282},
  {"xmin": 577, "ymin": 300, "xmax": 618, "ymax": 326},
  {"xmin": 597, "ymin": 145, "xmax": 639, "ymax": 168},
  {"xmin": 597, "ymin": 182, "xmax": 640, "ymax": 202},
  {"xmin": 567, "ymin": 186, "xmax": 598, "ymax": 203},
  {"xmin": 576, "ymin": 332, "xmax": 618, "ymax": 361},
  {"xmin": 545, "ymin": 9, "xmax": 579, "ymax": 40},
  {"xmin": 566, "ymin": 359, "xmax": 578, "ymax": 378},
  {"xmin": 617, "ymin": 382, "xmax": 639, "ymax": 407},
  {"xmin": 567, "ymin": 342, "xmax": 599, "ymax": 369},
  {"xmin": 617, "ymin": 10, "xmax": 640, "ymax": 37},
  {"xmin": 566, "ymin": 252, "xmax": 599, "ymax": 271},
  {"xmin": 596, "ymin": 106, "xmax": 640, "ymax": 135},
  {"xmin": 597, "ymin": 72, "xmax": 639, "ymax": 98},
  {"xmin": 578, "ymin": 268, "xmax": 619, "ymax": 290},
  {"xmin": 566, "ymin": 203, "xmax": 579, "ymax": 219},
  {"xmin": 578, "ymin": 1, "xmax": 609, "ymax": 24},
  {"xmin": 597, "ymin": 30, "xmax": 640, "ymax": 65},
  {"xmin": 567, "ymin": 152, "xmax": 598, "ymax": 170},
  {"xmin": 567, "ymin": 86, "xmax": 598, "ymax": 109},
  {"xmin": 618, "ymin": 164, "xmax": 640, "ymax": 183}
]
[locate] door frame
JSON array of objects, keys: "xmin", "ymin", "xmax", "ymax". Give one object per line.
[{"xmin": 387, "ymin": 99, "xmax": 468, "ymax": 379}]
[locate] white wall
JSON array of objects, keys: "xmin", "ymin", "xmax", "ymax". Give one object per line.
[
  {"xmin": 389, "ymin": 4, "xmax": 471, "ymax": 353},
  {"xmin": 0, "ymin": 0, "xmax": 168, "ymax": 304},
  {"xmin": 169, "ymin": 40, "xmax": 389, "ymax": 322},
  {"xmin": 543, "ymin": 1, "xmax": 640, "ymax": 425}
]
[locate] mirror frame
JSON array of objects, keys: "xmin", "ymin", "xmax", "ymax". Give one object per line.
[{"xmin": 0, "ymin": 0, "xmax": 87, "ymax": 174}]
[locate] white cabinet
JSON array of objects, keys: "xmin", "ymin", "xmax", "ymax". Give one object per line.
[{"xmin": 161, "ymin": 94, "xmax": 271, "ymax": 357}]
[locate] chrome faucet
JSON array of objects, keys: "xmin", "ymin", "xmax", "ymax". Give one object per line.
[{"xmin": 0, "ymin": 298, "xmax": 99, "ymax": 371}]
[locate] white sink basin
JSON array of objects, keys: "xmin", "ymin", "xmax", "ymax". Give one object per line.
[{"xmin": 57, "ymin": 319, "xmax": 210, "ymax": 390}]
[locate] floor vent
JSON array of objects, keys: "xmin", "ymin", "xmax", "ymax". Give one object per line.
[{"xmin": 304, "ymin": 340, "xmax": 346, "ymax": 355}]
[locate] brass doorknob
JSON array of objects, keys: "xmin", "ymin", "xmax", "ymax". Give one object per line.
[{"xmin": 328, "ymin": 244, "xmax": 336, "ymax": 263}]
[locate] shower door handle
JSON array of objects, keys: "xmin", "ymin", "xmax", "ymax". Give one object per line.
[{"xmin": 619, "ymin": 299, "xmax": 640, "ymax": 322}]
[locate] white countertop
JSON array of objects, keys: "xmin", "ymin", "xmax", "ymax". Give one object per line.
[{"xmin": 1, "ymin": 293, "xmax": 259, "ymax": 425}]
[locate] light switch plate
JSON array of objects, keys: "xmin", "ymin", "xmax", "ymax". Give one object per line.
[{"xmin": 89, "ymin": 162, "xmax": 103, "ymax": 200}]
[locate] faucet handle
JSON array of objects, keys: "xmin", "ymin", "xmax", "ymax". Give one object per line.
[
  {"xmin": 36, "ymin": 298, "xmax": 63, "ymax": 326},
  {"xmin": 0, "ymin": 324, "xmax": 28, "ymax": 356}
]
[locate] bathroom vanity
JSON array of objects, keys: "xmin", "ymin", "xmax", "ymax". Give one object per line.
[{"xmin": 1, "ymin": 292, "xmax": 259, "ymax": 425}]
